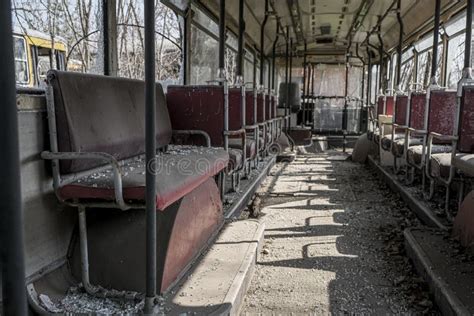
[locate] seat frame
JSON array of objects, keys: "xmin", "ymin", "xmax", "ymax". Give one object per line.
[
  {"xmin": 424, "ymin": 74, "xmax": 474, "ymax": 219},
  {"xmin": 41, "ymin": 79, "xmax": 224, "ymax": 300}
]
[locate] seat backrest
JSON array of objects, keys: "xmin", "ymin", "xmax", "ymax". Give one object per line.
[
  {"xmin": 271, "ymin": 95, "xmax": 277, "ymax": 118},
  {"xmin": 245, "ymin": 91, "xmax": 256, "ymax": 125},
  {"xmin": 409, "ymin": 92, "xmax": 426, "ymax": 130},
  {"xmin": 265, "ymin": 94, "xmax": 271, "ymax": 121},
  {"xmin": 459, "ymin": 86, "xmax": 474, "ymax": 152},
  {"xmin": 376, "ymin": 96, "xmax": 384, "ymax": 116},
  {"xmin": 257, "ymin": 93, "xmax": 265, "ymax": 123},
  {"xmin": 394, "ymin": 95, "xmax": 408, "ymax": 125},
  {"xmin": 229, "ymin": 88, "xmax": 243, "ymax": 130},
  {"xmin": 166, "ymin": 85, "xmax": 225, "ymax": 147},
  {"xmin": 427, "ymin": 90, "xmax": 457, "ymax": 136},
  {"xmin": 385, "ymin": 96, "xmax": 395, "ymax": 116},
  {"xmin": 48, "ymin": 70, "xmax": 172, "ymax": 174}
]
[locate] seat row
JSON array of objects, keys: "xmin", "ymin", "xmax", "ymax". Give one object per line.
[
  {"xmin": 40, "ymin": 70, "xmax": 286, "ymax": 298},
  {"xmin": 369, "ymin": 83, "xmax": 474, "ymax": 219}
]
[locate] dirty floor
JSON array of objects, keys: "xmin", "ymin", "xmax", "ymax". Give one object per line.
[{"xmin": 241, "ymin": 152, "xmax": 438, "ymax": 315}]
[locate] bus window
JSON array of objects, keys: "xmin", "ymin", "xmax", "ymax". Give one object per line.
[{"xmin": 13, "ymin": 36, "xmax": 29, "ymax": 85}]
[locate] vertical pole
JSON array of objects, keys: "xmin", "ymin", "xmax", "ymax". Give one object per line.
[
  {"xmin": 237, "ymin": 0, "xmax": 244, "ymax": 78},
  {"xmin": 464, "ymin": 0, "xmax": 473, "ymax": 71},
  {"xmin": 396, "ymin": 0, "xmax": 403, "ymax": 89},
  {"xmin": 431, "ymin": 0, "xmax": 441, "ymax": 85},
  {"xmin": 343, "ymin": 50, "xmax": 350, "ymax": 153},
  {"xmin": 144, "ymin": 0, "xmax": 157, "ymax": 312},
  {"xmin": 218, "ymin": 0, "xmax": 229, "ymax": 151},
  {"xmin": 302, "ymin": 42, "xmax": 307, "ymax": 127},
  {"xmin": 0, "ymin": 0, "xmax": 28, "ymax": 314},
  {"xmin": 102, "ymin": 0, "xmax": 118, "ymax": 76},
  {"xmin": 310, "ymin": 63, "xmax": 315, "ymax": 126},
  {"xmin": 367, "ymin": 47, "xmax": 372, "ymax": 106},
  {"xmin": 271, "ymin": 23, "xmax": 279, "ymax": 91},
  {"xmin": 260, "ymin": 0, "xmax": 269, "ymax": 86},
  {"xmin": 237, "ymin": 0, "xmax": 245, "ymax": 128},
  {"xmin": 288, "ymin": 37, "xmax": 293, "ymax": 131},
  {"xmin": 183, "ymin": 8, "xmax": 191, "ymax": 85}
]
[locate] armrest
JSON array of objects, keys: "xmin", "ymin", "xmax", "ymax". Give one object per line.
[
  {"xmin": 41, "ymin": 151, "xmax": 129, "ymax": 210},
  {"xmin": 172, "ymin": 129, "xmax": 211, "ymax": 147},
  {"xmin": 406, "ymin": 127, "xmax": 427, "ymax": 135},
  {"xmin": 224, "ymin": 129, "xmax": 247, "ymax": 170},
  {"xmin": 425, "ymin": 133, "xmax": 458, "ymax": 181},
  {"xmin": 429, "ymin": 132, "xmax": 458, "ymax": 142},
  {"xmin": 224, "ymin": 128, "xmax": 246, "ymax": 137}
]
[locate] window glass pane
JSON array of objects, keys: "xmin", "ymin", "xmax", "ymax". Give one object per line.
[
  {"xmin": 116, "ymin": 1, "xmax": 182, "ymax": 85},
  {"xmin": 417, "ymin": 50, "xmax": 430, "ymax": 88},
  {"xmin": 446, "ymin": 33, "xmax": 465, "ymax": 88},
  {"xmin": 225, "ymin": 46, "xmax": 236, "ymax": 85},
  {"xmin": 190, "ymin": 24, "xmax": 218, "ymax": 84},
  {"xmin": 400, "ymin": 58, "xmax": 415, "ymax": 91},
  {"xmin": 445, "ymin": 11, "xmax": 466, "ymax": 37},
  {"xmin": 415, "ymin": 34, "xmax": 433, "ymax": 53},
  {"xmin": 193, "ymin": 6, "xmax": 218, "ymax": 36},
  {"xmin": 401, "ymin": 47, "xmax": 414, "ymax": 63},
  {"xmin": 14, "ymin": 37, "xmax": 28, "ymax": 84},
  {"xmin": 391, "ymin": 53, "xmax": 398, "ymax": 90},
  {"xmin": 244, "ymin": 49, "xmax": 254, "ymax": 84}
]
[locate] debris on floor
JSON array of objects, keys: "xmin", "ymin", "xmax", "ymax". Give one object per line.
[{"xmin": 242, "ymin": 152, "xmax": 438, "ymax": 314}]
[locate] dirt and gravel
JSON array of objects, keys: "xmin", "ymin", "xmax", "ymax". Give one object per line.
[{"xmin": 241, "ymin": 152, "xmax": 439, "ymax": 315}]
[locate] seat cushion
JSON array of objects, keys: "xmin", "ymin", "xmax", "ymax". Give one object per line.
[
  {"xmin": 58, "ymin": 145, "xmax": 228, "ymax": 211},
  {"xmin": 228, "ymin": 138, "xmax": 257, "ymax": 159},
  {"xmin": 453, "ymin": 154, "xmax": 474, "ymax": 177},
  {"xmin": 391, "ymin": 137, "xmax": 424, "ymax": 157},
  {"xmin": 228, "ymin": 148, "xmax": 243, "ymax": 171},
  {"xmin": 381, "ymin": 133, "xmax": 404, "ymax": 151},
  {"xmin": 407, "ymin": 145, "xmax": 452, "ymax": 165},
  {"xmin": 429, "ymin": 153, "xmax": 452, "ymax": 178}
]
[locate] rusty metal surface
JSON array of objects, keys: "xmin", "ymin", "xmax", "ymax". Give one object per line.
[
  {"xmin": 167, "ymin": 85, "xmax": 225, "ymax": 147},
  {"xmin": 395, "ymin": 96, "xmax": 408, "ymax": 125},
  {"xmin": 459, "ymin": 87, "xmax": 474, "ymax": 153},
  {"xmin": 18, "ymin": 108, "xmax": 76, "ymax": 281},
  {"xmin": 386, "ymin": 96, "xmax": 395, "ymax": 116},
  {"xmin": 377, "ymin": 96, "xmax": 384, "ymax": 116},
  {"xmin": 229, "ymin": 88, "xmax": 243, "ymax": 131},
  {"xmin": 427, "ymin": 91, "xmax": 457, "ymax": 136},
  {"xmin": 256, "ymin": 92, "xmax": 265, "ymax": 123},
  {"xmin": 409, "ymin": 93, "xmax": 426, "ymax": 130},
  {"xmin": 70, "ymin": 178, "xmax": 224, "ymax": 294},
  {"xmin": 453, "ymin": 191, "xmax": 474, "ymax": 248}
]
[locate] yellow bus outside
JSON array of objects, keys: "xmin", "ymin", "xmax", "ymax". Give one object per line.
[{"xmin": 13, "ymin": 29, "xmax": 67, "ymax": 87}]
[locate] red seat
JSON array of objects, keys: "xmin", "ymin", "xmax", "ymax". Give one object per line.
[
  {"xmin": 409, "ymin": 93, "xmax": 426, "ymax": 130},
  {"xmin": 166, "ymin": 85, "xmax": 245, "ymax": 171},
  {"xmin": 58, "ymin": 145, "xmax": 228, "ymax": 211}
]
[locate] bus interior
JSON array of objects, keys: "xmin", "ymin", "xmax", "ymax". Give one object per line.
[{"xmin": 2, "ymin": 0, "xmax": 474, "ymax": 314}]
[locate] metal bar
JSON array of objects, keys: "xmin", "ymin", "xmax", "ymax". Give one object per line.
[
  {"xmin": 1, "ymin": 0, "xmax": 28, "ymax": 314},
  {"xmin": 183, "ymin": 8, "xmax": 191, "ymax": 84},
  {"xmin": 219, "ymin": 0, "xmax": 225, "ymax": 71},
  {"xmin": 260, "ymin": 0, "xmax": 269, "ymax": 85},
  {"xmin": 271, "ymin": 23, "xmax": 279, "ymax": 90},
  {"xmin": 103, "ymin": 0, "xmax": 110, "ymax": 75},
  {"xmin": 343, "ymin": 49, "xmax": 350, "ymax": 153},
  {"xmin": 237, "ymin": 0, "xmax": 244, "ymax": 77},
  {"xmin": 396, "ymin": 0, "xmax": 403, "ymax": 88},
  {"xmin": 144, "ymin": 0, "xmax": 157, "ymax": 312},
  {"xmin": 302, "ymin": 43, "xmax": 307, "ymax": 127},
  {"xmin": 288, "ymin": 37, "xmax": 293, "ymax": 130},
  {"xmin": 431, "ymin": 0, "xmax": 441, "ymax": 84},
  {"xmin": 367, "ymin": 46, "xmax": 372, "ymax": 105},
  {"xmin": 0, "ymin": 0, "xmax": 28, "ymax": 314},
  {"xmin": 465, "ymin": 0, "xmax": 473, "ymax": 70}
]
